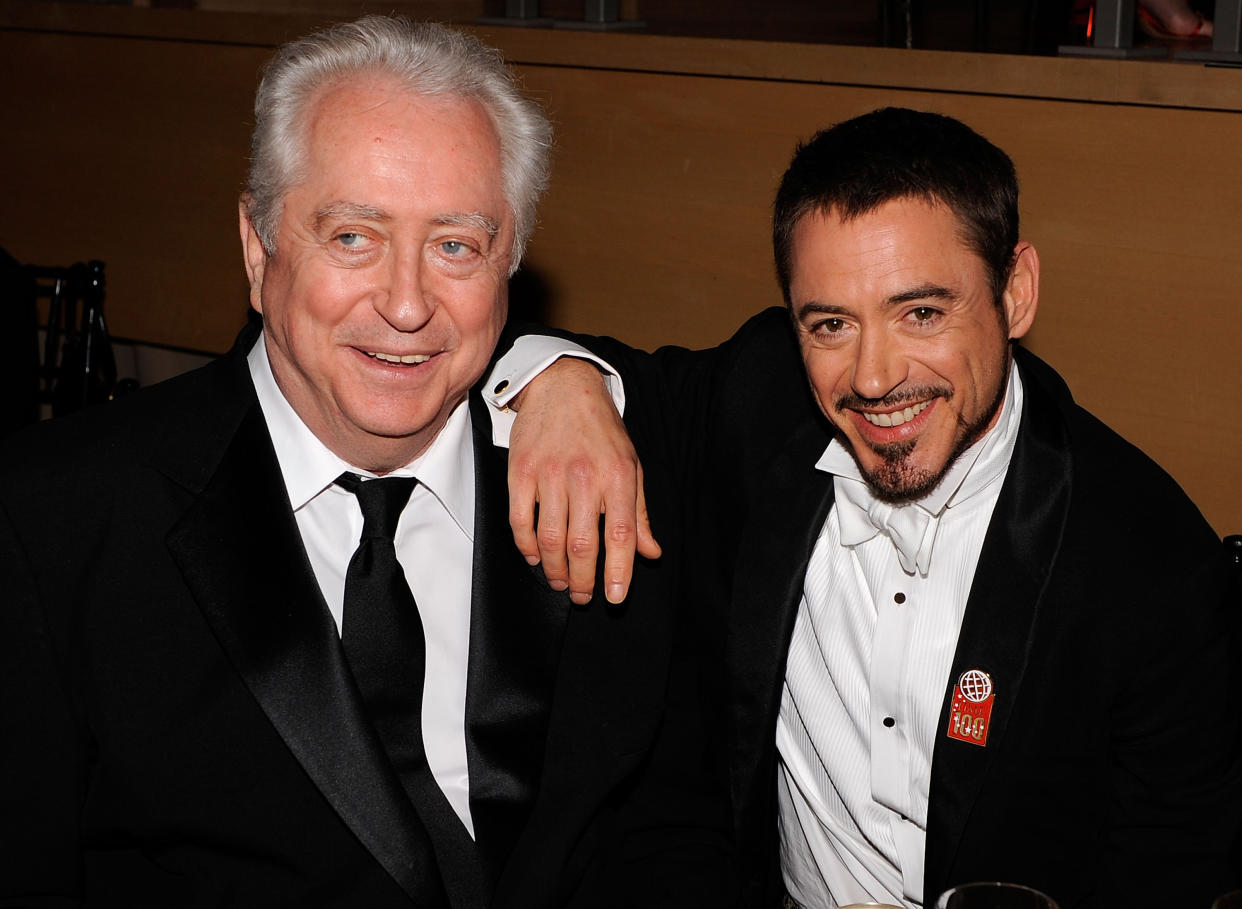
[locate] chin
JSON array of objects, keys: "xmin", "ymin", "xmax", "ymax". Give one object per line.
[
  {"xmin": 851, "ymin": 439, "xmax": 954, "ymax": 505},
  {"xmin": 864, "ymin": 463, "xmax": 949, "ymax": 504},
  {"xmin": 335, "ymin": 410, "xmax": 429, "ymax": 444}
]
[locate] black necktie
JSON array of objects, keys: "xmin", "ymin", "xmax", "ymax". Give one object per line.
[
  {"xmin": 336, "ymin": 471, "xmax": 430, "ymax": 781},
  {"xmin": 335, "ymin": 473, "xmax": 484, "ymax": 907}
]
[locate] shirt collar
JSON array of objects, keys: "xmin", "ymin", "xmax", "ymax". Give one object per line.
[
  {"xmin": 247, "ymin": 336, "xmax": 476, "ymax": 538},
  {"xmin": 818, "ymin": 358, "xmax": 1025, "ymax": 517}
]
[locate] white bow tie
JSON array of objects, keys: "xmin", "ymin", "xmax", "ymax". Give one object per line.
[{"xmin": 835, "ymin": 482, "xmax": 941, "ymax": 575}]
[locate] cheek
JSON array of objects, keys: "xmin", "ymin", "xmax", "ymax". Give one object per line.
[
  {"xmin": 439, "ymin": 298, "xmax": 505, "ymax": 387},
  {"xmin": 958, "ymin": 350, "xmax": 1002, "ymax": 403},
  {"xmin": 449, "ymin": 283, "xmax": 505, "ymax": 337},
  {"xmin": 303, "ymin": 273, "xmax": 371, "ymax": 325},
  {"xmin": 469, "ymin": 312, "xmax": 505, "ymax": 365},
  {"xmin": 802, "ymin": 350, "xmax": 848, "ymax": 407}
]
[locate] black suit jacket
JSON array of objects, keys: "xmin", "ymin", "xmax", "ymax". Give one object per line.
[
  {"xmin": 576, "ymin": 306, "xmax": 1242, "ymax": 908},
  {"xmin": 0, "ymin": 328, "xmax": 731, "ymax": 907}
]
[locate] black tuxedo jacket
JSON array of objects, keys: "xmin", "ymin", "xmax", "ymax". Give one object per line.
[
  {"xmin": 577, "ymin": 306, "xmax": 1242, "ymax": 908},
  {"xmin": 0, "ymin": 329, "xmax": 732, "ymax": 907}
]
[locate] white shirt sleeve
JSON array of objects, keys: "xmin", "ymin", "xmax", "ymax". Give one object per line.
[{"xmin": 480, "ymin": 335, "xmax": 626, "ymax": 448}]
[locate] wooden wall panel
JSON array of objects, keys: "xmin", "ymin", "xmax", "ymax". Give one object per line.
[
  {"xmin": 508, "ymin": 68, "xmax": 1242, "ymax": 535},
  {"xmin": 2, "ymin": 7, "xmax": 1238, "ymax": 532},
  {"xmin": 2, "ymin": 28, "xmax": 260, "ymax": 351}
]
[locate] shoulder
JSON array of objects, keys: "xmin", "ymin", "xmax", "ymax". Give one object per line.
[
  {"xmin": 720, "ymin": 305, "xmax": 799, "ymax": 351},
  {"xmin": 0, "ymin": 352, "xmax": 253, "ymax": 500},
  {"xmin": 709, "ymin": 306, "xmax": 828, "ymax": 466}
]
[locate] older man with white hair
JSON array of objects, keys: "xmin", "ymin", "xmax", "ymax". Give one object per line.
[{"xmin": 0, "ymin": 17, "xmax": 730, "ymax": 907}]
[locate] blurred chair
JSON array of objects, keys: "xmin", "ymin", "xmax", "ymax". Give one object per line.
[{"xmin": 0, "ymin": 249, "xmax": 129, "ymax": 438}]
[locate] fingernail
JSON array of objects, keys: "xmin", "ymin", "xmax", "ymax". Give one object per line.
[
  {"xmin": 525, "ymin": 555, "xmax": 540, "ymax": 566},
  {"xmin": 548, "ymin": 579, "xmax": 568, "ymax": 591},
  {"xmin": 570, "ymin": 591, "xmax": 592, "ymax": 605},
  {"xmin": 606, "ymin": 584, "xmax": 624, "ymax": 604}
]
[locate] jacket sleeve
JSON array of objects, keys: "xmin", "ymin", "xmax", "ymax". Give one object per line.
[
  {"xmin": 501, "ymin": 306, "xmax": 816, "ymax": 906},
  {"xmin": 524, "ymin": 306, "xmax": 816, "ymax": 490}
]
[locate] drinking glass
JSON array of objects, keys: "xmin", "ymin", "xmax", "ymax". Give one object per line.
[{"xmin": 935, "ymin": 882, "xmax": 1058, "ymax": 909}]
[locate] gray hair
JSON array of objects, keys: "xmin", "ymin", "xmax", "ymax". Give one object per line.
[{"xmin": 244, "ymin": 17, "xmax": 552, "ymax": 274}]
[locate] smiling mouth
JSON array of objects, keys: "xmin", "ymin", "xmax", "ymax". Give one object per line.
[
  {"xmin": 861, "ymin": 400, "xmax": 931, "ymax": 428},
  {"xmin": 365, "ymin": 350, "xmax": 432, "ymax": 365}
]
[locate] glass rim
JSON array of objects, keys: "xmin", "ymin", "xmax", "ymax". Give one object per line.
[{"xmin": 936, "ymin": 881, "xmax": 1058, "ymax": 908}]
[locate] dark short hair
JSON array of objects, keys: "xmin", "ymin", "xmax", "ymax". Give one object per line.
[{"xmin": 772, "ymin": 107, "xmax": 1019, "ymax": 306}]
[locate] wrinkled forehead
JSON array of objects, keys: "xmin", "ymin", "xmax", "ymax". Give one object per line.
[
  {"xmin": 288, "ymin": 74, "xmax": 504, "ymax": 194},
  {"xmin": 288, "ymin": 79, "xmax": 508, "ymax": 224},
  {"xmin": 306, "ymin": 75, "xmax": 497, "ymax": 156}
]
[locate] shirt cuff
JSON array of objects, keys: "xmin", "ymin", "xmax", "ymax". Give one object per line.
[{"xmin": 481, "ymin": 335, "xmax": 626, "ymax": 448}]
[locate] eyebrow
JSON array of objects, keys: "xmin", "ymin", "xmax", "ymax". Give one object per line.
[
  {"xmin": 432, "ymin": 211, "xmax": 500, "ymax": 238},
  {"xmin": 312, "ymin": 202, "xmax": 390, "ymax": 232},
  {"xmin": 795, "ymin": 283, "xmax": 958, "ymax": 321},
  {"xmin": 310, "ymin": 204, "xmax": 501, "ymax": 239},
  {"xmin": 795, "ymin": 301, "xmax": 850, "ymax": 321},
  {"xmin": 885, "ymin": 283, "xmax": 957, "ymax": 306}
]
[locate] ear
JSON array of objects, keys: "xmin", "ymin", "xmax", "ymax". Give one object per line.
[
  {"xmin": 1002, "ymin": 241, "xmax": 1039, "ymax": 341},
  {"xmin": 239, "ymin": 197, "xmax": 268, "ymax": 314}
]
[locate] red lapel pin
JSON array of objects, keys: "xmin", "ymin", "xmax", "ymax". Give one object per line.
[{"xmin": 946, "ymin": 669, "xmax": 994, "ymax": 747}]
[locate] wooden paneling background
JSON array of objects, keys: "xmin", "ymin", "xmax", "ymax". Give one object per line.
[{"xmin": 2, "ymin": 3, "xmax": 1239, "ymax": 533}]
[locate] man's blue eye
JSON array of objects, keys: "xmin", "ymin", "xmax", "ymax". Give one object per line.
[
  {"xmin": 441, "ymin": 240, "xmax": 464, "ymax": 255},
  {"xmin": 338, "ymin": 233, "xmax": 363, "ymax": 247}
]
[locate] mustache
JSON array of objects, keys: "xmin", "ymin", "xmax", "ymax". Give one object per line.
[{"xmin": 834, "ymin": 385, "xmax": 951, "ymax": 413}]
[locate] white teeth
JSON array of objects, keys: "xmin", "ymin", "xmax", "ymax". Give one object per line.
[
  {"xmin": 863, "ymin": 400, "xmax": 929, "ymax": 427},
  {"xmin": 368, "ymin": 351, "xmax": 430, "ymax": 364}
]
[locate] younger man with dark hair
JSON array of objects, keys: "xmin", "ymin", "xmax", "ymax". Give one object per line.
[{"xmin": 503, "ymin": 107, "xmax": 1241, "ymax": 908}]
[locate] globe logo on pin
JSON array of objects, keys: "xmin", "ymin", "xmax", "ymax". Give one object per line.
[{"xmin": 957, "ymin": 669, "xmax": 993, "ymax": 703}]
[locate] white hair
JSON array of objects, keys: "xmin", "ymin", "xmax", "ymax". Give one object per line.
[{"xmin": 244, "ymin": 17, "xmax": 552, "ymax": 274}]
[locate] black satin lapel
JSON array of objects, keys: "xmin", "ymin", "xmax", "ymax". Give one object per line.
[
  {"xmin": 727, "ymin": 424, "xmax": 836, "ymax": 832},
  {"xmin": 165, "ymin": 405, "xmax": 444, "ymax": 905},
  {"xmin": 464, "ymin": 403, "xmax": 569, "ymax": 884},
  {"xmin": 924, "ymin": 362, "xmax": 1073, "ymax": 900}
]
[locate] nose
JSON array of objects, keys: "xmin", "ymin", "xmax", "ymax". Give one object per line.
[
  {"xmin": 850, "ymin": 328, "xmax": 907, "ymax": 401},
  {"xmin": 373, "ymin": 245, "xmax": 434, "ymax": 332}
]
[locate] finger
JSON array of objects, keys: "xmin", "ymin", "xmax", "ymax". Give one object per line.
[
  {"xmin": 633, "ymin": 464, "xmax": 662, "ymax": 561},
  {"xmin": 565, "ymin": 475, "xmax": 601, "ymax": 605},
  {"xmin": 507, "ymin": 460, "xmax": 542, "ymax": 566},
  {"xmin": 535, "ymin": 486, "xmax": 571, "ymax": 592},
  {"xmin": 601, "ymin": 473, "xmax": 639, "ymax": 605}
]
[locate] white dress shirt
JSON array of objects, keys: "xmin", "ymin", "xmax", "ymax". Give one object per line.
[
  {"xmin": 249, "ymin": 340, "xmax": 479, "ymax": 833},
  {"xmin": 248, "ymin": 335, "xmax": 618, "ymax": 837},
  {"xmin": 778, "ymin": 363, "xmax": 1024, "ymax": 908}
]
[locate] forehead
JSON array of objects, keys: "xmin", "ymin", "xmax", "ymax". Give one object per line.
[
  {"xmin": 789, "ymin": 197, "xmax": 985, "ymax": 300},
  {"xmin": 289, "ymin": 74, "xmax": 507, "ymax": 221}
]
